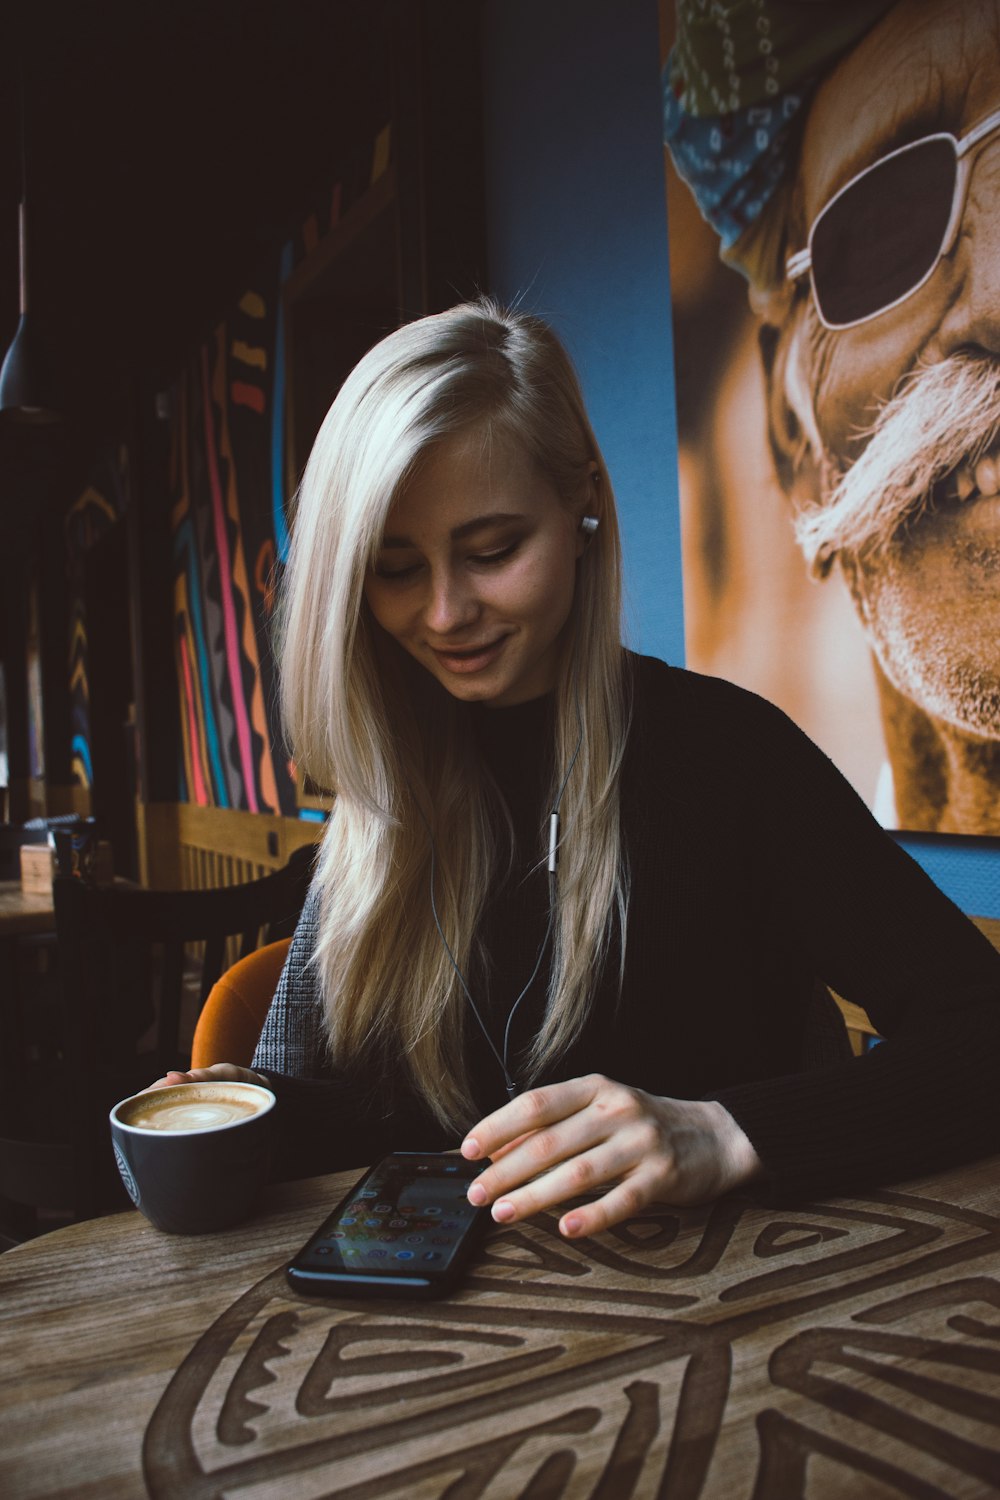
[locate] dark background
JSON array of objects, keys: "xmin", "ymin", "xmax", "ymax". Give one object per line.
[{"xmin": 0, "ymin": 0, "xmax": 398, "ymax": 506}]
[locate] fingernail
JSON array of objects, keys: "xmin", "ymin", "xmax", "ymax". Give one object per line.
[
  {"xmin": 561, "ymin": 1214, "xmax": 582, "ymax": 1237},
  {"xmin": 461, "ymin": 1137, "xmax": 481, "ymax": 1159},
  {"xmin": 492, "ymin": 1200, "xmax": 515, "ymax": 1223},
  {"xmin": 468, "ymin": 1183, "xmax": 487, "ymax": 1206}
]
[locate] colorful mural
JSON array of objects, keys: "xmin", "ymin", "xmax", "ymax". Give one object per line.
[
  {"xmin": 170, "ymin": 301, "xmax": 284, "ymax": 814},
  {"xmin": 65, "ymin": 460, "xmax": 128, "ymax": 791},
  {"xmin": 169, "ymin": 130, "xmax": 390, "ymax": 816}
]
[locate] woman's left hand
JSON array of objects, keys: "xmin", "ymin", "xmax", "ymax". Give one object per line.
[{"xmin": 461, "ymin": 1073, "xmax": 762, "ymax": 1238}]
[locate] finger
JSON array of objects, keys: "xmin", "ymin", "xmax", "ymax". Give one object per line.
[
  {"xmin": 483, "ymin": 1138, "xmax": 639, "ymax": 1224},
  {"xmin": 484, "ymin": 1131, "xmax": 534, "ymax": 1164},
  {"xmin": 144, "ymin": 1070, "xmax": 195, "ymax": 1091},
  {"xmin": 187, "ymin": 1064, "xmax": 267, "ymax": 1084},
  {"xmin": 143, "ymin": 1064, "xmax": 265, "ymax": 1092},
  {"xmin": 462, "ymin": 1076, "xmax": 603, "ymax": 1162},
  {"xmin": 468, "ymin": 1108, "xmax": 609, "ymax": 1208},
  {"xmin": 557, "ymin": 1173, "xmax": 661, "ymax": 1239}
]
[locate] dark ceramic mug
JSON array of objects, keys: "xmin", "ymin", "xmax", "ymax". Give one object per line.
[{"xmin": 109, "ymin": 1081, "xmax": 277, "ymax": 1234}]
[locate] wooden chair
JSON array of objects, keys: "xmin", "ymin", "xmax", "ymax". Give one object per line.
[
  {"xmin": 830, "ymin": 915, "xmax": 1000, "ymax": 1055},
  {"xmin": 191, "ymin": 938, "xmax": 292, "ymax": 1068},
  {"xmin": 0, "ymin": 848, "xmax": 313, "ymax": 1243}
]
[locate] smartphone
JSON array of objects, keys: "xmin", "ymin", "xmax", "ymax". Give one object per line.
[{"xmin": 285, "ymin": 1151, "xmax": 490, "ymax": 1299}]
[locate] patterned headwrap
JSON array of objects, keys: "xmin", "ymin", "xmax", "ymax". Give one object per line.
[{"xmin": 663, "ymin": 1, "xmax": 897, "ymax": 285}]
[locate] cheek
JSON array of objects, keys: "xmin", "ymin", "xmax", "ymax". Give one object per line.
[
  {"xmin": 810, "ymin": 305, "xmax": 944, "ymax": 462},
  {"xmin": 362, "ymin": 583, "xmax": 404, "ymax": 640},
  {"xmin": 519, "ymin": 542, "xmax": 578, "ymax": 621}
]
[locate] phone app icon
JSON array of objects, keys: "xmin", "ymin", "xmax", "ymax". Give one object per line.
[
  {"xmin": 431, "ymin": 1236, "xmax": 450, "ymax": 1246},
  {"xmin": 359, "ymin": 1190, "xmax": 378, "ymax": 1199},
  {"xmin": 375, "ymin": 1203, "xmax": 392, "ymax": 1213},
  {"xmin": 424, "ymin": 1206, "xmax": 442, "ymax": 1216},
  {"xmin": 395, "ymin": 1250, "xmax": 415, "ymax": 1260},
  {"xmin": 364, "ymin": 1219, "xmax": 381, "ymax": 1228},
  {"xmin": 340, "ymin": 1216, "xmax": 356, "ymax": 1227},
  {"xmin": 405, "ymin": 1234, "xmax": 424, "ymax": 1245},
  {"xmin": 389, "ymin": 1218, "xmax": 406, "ymax": 1229},
  {"xmin": 422, "ymin": 1251, "xmax": 443, "ymax": 1261}
]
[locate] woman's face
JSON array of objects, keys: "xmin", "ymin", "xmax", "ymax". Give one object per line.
[{"xmin": 364, "ymin": 427, "xmax": 587, "ymax": 707}]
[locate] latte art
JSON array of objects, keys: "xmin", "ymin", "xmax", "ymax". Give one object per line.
[{"xmin": 118, "ymin": 1085, "xmax": 270, "ymax": 1134}]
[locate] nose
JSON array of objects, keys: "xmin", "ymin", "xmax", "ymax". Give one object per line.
[
  {"xmin": 932, "ymin": 148, "xmax": 1000, "ymax": 361},
  {"xmin": 423, "ymin": 565, "xmax": 479, "ymax": 636}
]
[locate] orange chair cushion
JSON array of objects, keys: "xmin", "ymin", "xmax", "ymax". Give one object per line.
[{"xmin": 191, "ymin": 938, "xmax": 292, "ymax": 1068}]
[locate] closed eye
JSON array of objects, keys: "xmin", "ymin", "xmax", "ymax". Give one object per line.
[
  {"xmin": 372, "ymin": 558, "xmax": 422, "ymax": 582},
  {"xmin": 372, "ymin": 540, "xmax": 521, "ymax": 582},
  {"xmin": 471, "ymin": 541, "xmax": 520, "ymax": 567}
]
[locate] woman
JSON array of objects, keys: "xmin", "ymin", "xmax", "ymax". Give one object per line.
[{"xmin": 155, "ymin": 299, "xmax": 1000, "ymax": 1238}]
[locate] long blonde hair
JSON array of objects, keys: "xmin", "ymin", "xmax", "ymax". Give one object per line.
[{"xmin": 279, "ymin": 299, "xmax": 630, "ymax": 1129}]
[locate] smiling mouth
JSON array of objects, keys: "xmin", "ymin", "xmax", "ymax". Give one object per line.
[
  {"xmin": 431, "ymin": 637, "xmax": 509, "ymax": 672},
  {"xmin": 938, "ymin": 441, "xmax": 1000, "ymax": 509}
]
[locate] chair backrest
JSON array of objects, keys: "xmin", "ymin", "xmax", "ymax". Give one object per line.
[
  {"xmin": 53, "ymin": 846, "xmax": 313, "ymax": 1082},
  {"xmin": 191, "ymin": 938, "xmax": 292, "ymax": 1068}
]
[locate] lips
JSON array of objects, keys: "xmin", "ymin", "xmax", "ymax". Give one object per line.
[{"xmin": 430, "ymin": 636, "xmax": 510, "ymax": 675}]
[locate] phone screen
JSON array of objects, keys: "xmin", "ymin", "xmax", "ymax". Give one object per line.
[{"xmin": 286, "ymin": 1152, "xmax": 488, "ymax": 1297}]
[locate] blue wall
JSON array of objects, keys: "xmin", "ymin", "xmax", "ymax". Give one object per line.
[
  {"xmin": 482, "ymin": 0, "xmax": 683, "ymax": 666},
  {"xmin": 480, "ymin": 0, "xmax": 1000, "ymax": 919}
]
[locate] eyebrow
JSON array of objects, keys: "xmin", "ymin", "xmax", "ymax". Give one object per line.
[{"xmin": 380, "ymin": 512, "xmax": 529, "ymax": 548}]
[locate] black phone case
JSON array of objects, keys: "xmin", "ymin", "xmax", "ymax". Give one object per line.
[{"xmin": 285, "ymin": 1152, "xmax": 490, "ymax": 1300}]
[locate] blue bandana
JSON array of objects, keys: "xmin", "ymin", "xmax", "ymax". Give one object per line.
[{"xmin": 663, "ymin": 1, "xmax": 897, "ymax": 250}]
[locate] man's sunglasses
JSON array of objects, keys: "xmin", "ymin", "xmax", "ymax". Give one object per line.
[{"xmin": 786, "ymin": 106, "xmax": 1000, "ymax": 331}]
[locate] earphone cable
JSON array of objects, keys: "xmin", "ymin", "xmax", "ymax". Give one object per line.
[
  {"xmin": 417, "ymin": 662, "xmax": 587, "ymax": 1102},
  {"xmin": 498, "ymin": 675, "xmax": 585, "ymax": 1086},
  {"xmin": 422, "ymin": 813, "xmax": 517, "ymax": 1095}
]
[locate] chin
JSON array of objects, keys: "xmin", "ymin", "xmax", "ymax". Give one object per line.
[{"xmin": 848, "ymin": 511, "xmax": 1000, "ymax": 738}]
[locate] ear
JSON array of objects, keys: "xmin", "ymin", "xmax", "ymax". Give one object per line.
[{"xmin": 575, "ymin": 463, "xmax": 602, "ymax": 557}]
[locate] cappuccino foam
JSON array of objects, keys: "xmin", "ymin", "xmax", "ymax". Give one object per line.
[{"xmin": 119, "ymin": 1085, "xmax": 268, "ymax": 1133}]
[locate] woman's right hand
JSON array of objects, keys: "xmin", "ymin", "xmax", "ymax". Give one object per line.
[{"xmin": 145, "ymin": 1064, "xmax": 269, "ymax": 1091}]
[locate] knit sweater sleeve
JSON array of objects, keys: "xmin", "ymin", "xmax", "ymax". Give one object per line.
[
  {"xmin": 252, "ymin": 882, "xmax": 327, "ymax": 1077},
  {"xmin": 692, "ymin": 676, "xmax": 1000, "ymax": 1200},
  {"xmin": 251, "ymin": 881, "xmax": 449, "ymax": 1178}
]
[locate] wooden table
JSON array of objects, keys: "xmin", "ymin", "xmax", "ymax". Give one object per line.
[
  {"xmin": 3, "ymin": 1157, "xmax": 1000, "ymax": 1500},
  {"xmin": 0, "ymin": 880, "xmax": 55, "ymax": 937}
]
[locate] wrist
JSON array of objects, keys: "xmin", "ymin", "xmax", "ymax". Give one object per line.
[{"xmin": 706, "ymin": 1101, "xmax": 763, "ymax": 1192}]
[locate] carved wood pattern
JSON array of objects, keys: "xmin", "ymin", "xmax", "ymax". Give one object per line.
[{"xmin": 3, "ymin": 1162, "xmax": 1000, "ymax": 1498}]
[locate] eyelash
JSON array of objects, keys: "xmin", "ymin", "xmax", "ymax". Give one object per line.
[{"xmin": 374, "ymin": 541, "xmax": 520, "ymax": 582}]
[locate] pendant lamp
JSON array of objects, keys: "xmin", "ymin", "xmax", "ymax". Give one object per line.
[{"xmin": 0, "ymin": 81, "xmax": 60, "ymax": 424}]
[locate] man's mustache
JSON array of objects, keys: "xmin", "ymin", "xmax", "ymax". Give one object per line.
[{"xmin": 794, "ymin": 355, "xmax": 1000, "ymax": 578}]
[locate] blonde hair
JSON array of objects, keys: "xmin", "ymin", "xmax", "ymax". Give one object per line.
[{"xmin": 279, "ymin": 299, "xmax": 630, "ymax": 1130}]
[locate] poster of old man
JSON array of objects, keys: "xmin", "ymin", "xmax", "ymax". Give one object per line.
[{"xmin": 664, "ymin": 0, "xmax": 1000, "ymax": 836}]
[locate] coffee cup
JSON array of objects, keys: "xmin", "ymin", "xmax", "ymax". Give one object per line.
[{"xmin": 109, "ymin": 1081, "xmax": 277, "ymax": 1234}]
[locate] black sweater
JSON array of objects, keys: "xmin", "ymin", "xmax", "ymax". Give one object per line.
[{"xmin": 254, "ymin": 655, "xmax": 1000, "ymax": 1199}]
